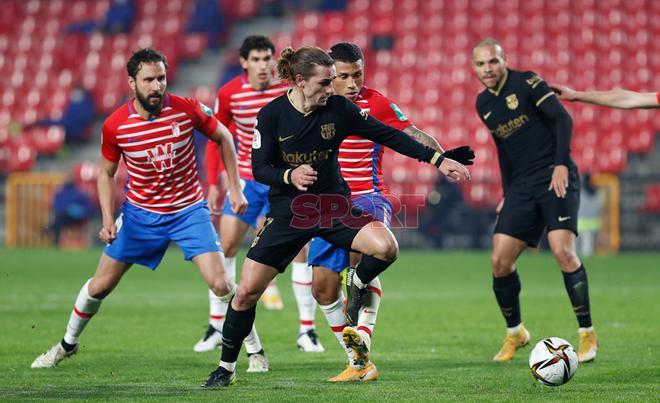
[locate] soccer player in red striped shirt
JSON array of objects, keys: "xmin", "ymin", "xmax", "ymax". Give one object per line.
[
  {"xmin": 31, "ymin": 48, "xmax": 247, "ymax": 370},
  {"xmin": 309, "ymin": 43, "xmax": 474, "ymax": 382},
  {"xmin": 197, "ymin": 36, "xmax": 323, "ymax": 358}
]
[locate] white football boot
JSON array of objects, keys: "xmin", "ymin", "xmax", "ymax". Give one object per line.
[
  {"xmin": 31, "ymin": 342, "xmax": 78, "ymax": 368},
  {"xmin": 193, "ymin": 325, "xmax": 223, "ymax": 352},
  {"xmin": 246, "ymin": 352, "xmax": 270, "ymax": 372},
  {"xmin": 296, "ymin": 329, "xmax": 325, "ymax": 353}
]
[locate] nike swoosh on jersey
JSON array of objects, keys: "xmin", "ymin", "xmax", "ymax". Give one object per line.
[
  {"xmin": 558, "ymin": 216, "xmax": 572, "ymax": 222},
  {"xmin": 278, "ymin": 135, "xmax": 294, "ymax": 141},
  {"xmin": 483, "ymin": 111, "xmax": 492, "ymax": 120}
]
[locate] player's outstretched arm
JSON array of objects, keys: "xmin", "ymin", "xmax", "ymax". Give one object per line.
[
  {"xmin": 210, "ymin": 123, "xmax": 247, "ymax": 215},
  {"xmin": 403, "ymin": 126, "xmax": 444, "ymax": 153},
  {"xmin": 403, "ymin": 126, "xmax": 475, "ymax": 165},
  {"xmin": 552, "ymin": 84, "xmax": 659, "ymax": 109},
  {"xmin": 97, "ymin": 157, "xmax": 119, "ymax": 244}
]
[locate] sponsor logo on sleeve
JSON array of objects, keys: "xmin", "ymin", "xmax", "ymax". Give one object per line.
[
  {"xmin": 199, "ymin": 102, "xmax": 213, "ymax": 117},
  {"xmin": 389, "ymin": 103, "xmax": 408, "ymax": 121}
]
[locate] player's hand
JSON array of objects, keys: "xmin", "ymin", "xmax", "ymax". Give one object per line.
[
  {"xmin": 442, "ymin": 145, "xmax": 475, "ymax": 165},
  {"xmin": 549, "ymin": 165, "xmax": 569, "ymax": 198},
  {"xmin": 99, "ymin": 220, "xmax": 117, "ymax": 244},
  {"xmin": 496, "ymin": 198, "xmax": 505, "ymax": 214},
  {"xmin": 551, "ymin": 84, "xmax": 578, "ymax": 101},
  {"xmin": 228, "ymin": 188, "xmax": 248, "ymax": 215},
  {"xmin": 291, "ymin": 164, "xmax": 318, "ymax": 191},
  {"xmin": 438, "ymin": 158, "xmax": 471, "ymax": 182},
  {"xmin": 206, "ymin": 184, "xmax": 221, "ymax": 212}
]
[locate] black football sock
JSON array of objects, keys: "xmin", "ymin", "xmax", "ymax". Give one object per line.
[
  {"xmin": 562, "ymin": 265, "xmax": 592, "ymax": 328},
  {"xmin": 493, "ymin": 271, "xmax": 522, "ymax": 328},
  {"xmin": 355, "ymin": 255, "xmax": 394, "ymax": 286},
  {"xmin": 60, "ymin": 339, "xmax": 77, "ymax": 352},
  {"xmin": 220, "ymin": 304, "xmax": 256, "ymax": 366}
]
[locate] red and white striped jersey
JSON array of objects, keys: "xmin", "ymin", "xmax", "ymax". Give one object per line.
[
  {"xmin": 101, "ymin": 94, "xmax": 219, "ymax": 214},
  {"xmin": 206, "ymin": 74, "xmax": 289, "ymax": 183},
  {"xmin": 339, "ymin": 86, "xmax": 413, "ymax": 196}
]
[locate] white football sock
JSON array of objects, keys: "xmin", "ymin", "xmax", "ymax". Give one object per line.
[
  {"xmin": 357, "ymin": 276, "xmax": 381, "ymax": 338},
  {"xmin": 63, "ymin": 279, "xmax": 102, "ymax": 345},
  {"xmin": 507, "ymin": 323, "xmax": 524, "ymax": 334},
  {"xmin": 219, "ymin": 360, "xmax": 236, "ymax": 372},
  {"xmin": 208, "ymin": 256, "xmax": 237, "ymax": 330},
  {"xmin": 243, "ymin": 325, "xmax": 263, "ymax": 355},
  {"xmin": 319, "ymin": 297, "xmax": 353, "ymax": 363},
  {"xmin": 291, "ymin": 262, "xmax": 316, "ymax": 333}
]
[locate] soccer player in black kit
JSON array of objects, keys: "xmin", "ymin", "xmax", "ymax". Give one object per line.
[
  {"xmin": 472, "ymin": 38, "xmax": 598, "ymax": 363},
  {"xmin": 203, "ymin": 46, "xmax": 472, "ymax": 387}
]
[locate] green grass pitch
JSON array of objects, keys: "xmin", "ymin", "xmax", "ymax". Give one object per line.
[{"xmin": 1, "ymin": 248, "xmax": 658, "ymax": 401}]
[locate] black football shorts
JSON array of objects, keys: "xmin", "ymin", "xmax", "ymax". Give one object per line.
[
  {"xmin": 495, "ymin": 175, "xmax": 580, "ymax": 247},
  {"xmin": 246, "ymin": 207, "xmax": 373, "ymax": 272}
]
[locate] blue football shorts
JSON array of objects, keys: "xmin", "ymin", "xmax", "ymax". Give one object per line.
[
  {"xmin": 104, "ymin": 201, "xmax": 221, "ymax": 270},
  {"xmin": 308, "ymin": 192, "xmax": 393, "ymax": 272},
  {"xmin": 221, "ymin": 179, "xmax": 270, "ymax": 228}
]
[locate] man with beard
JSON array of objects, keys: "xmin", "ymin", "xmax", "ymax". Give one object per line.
[
  {"xmin": 472, "ymin": 38, "xmax": 598, "ymax": 363},
  {"xmin": 31, "ymin": 48, "xmax": 247, "ymax": 370}
]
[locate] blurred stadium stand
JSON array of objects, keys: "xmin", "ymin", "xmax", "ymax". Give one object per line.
[{"xmin": 1, "ymin": 0, "xmax": 659, "ymax": 249}]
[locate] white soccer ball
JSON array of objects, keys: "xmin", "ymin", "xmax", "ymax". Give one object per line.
[{"xmin": 528, "ymin": 337, "xmax": 578, "ymax": 386}]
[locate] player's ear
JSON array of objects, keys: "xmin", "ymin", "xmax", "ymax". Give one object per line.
[
  {"xmin": 294, "ymin": 73, "xmax": 305, "ymax": 87},
  {"xmin": 239, "ymin": 57, "xmax": 248, "ymax": 70},
  {"xmin": 127, "ymin": 76, "xmax": 136, "ymax": 92}
]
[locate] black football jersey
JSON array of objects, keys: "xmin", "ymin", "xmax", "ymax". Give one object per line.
[
  {"xmin": 252, "ymin": 91, "xmax": 438, "ymax": 216},
  {"xmin": 476, "ymin": 69, "xmax": 575, "ymax": 188}
]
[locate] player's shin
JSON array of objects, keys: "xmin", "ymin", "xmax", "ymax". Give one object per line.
[
  {"xmin": 492, "ymin": 271, "xmax": 522, "ymax": 329},
  {"xmin": 319, "ymin": 298, "xmax": 354, "ymax": 360},
  {"xmin": 209, "ymin": 256, "xmax": 238, "ymax": 329},
  {"xmin": 357, "ymin": 276, "xmax": 381, "ymax": 339},
  {"xmin": 292, "ymin": 261, "xmax": 316, "ymax": 333},
  {"xmin": 219, "ymin": 304, "xmax": 256, "ymax": 372},
  {"xmin": 63, "ymin": 279, "xmax": 102, "ymax": 347},
  {"xmin": 562, "ymin": 264, "xmax": 592, "ymax": 328},
  {"xmin": 354, "ymin": 255, "xmax": 393, "ymax": 287}
]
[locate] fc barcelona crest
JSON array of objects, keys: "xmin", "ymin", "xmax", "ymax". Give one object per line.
[
  {"xmin": 320, "ymin": 123, "xmax": 336, "ymax": 140},
  {"xmin": 506, "ymin": 94, "xmax": 519, "ymax": 110}
]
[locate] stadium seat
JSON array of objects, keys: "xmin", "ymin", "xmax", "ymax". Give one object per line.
[{"xmin": 643, "ymin": 185, "xmax": 660, "ymax": 213}]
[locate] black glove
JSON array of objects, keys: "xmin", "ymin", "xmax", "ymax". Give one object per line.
[{"xmin": 442, "ymin": 145, "xmax": 475, "ymax": 165}]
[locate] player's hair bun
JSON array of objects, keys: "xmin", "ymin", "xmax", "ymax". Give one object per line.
[{"xmin": 277, "ymin": 47, "xmax": 296, "ymax": 81}]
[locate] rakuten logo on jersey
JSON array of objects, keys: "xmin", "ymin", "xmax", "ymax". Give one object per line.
[{"xmin": 146, "ymin": 143, "xmax": 175, "ymax": 172}]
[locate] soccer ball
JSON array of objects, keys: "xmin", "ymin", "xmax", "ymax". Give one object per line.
[{"xmin": 528, "ymin": 337, "xmax": 578, "ymax": 386}]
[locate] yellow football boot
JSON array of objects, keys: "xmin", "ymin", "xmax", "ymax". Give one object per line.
[
  {"xmin": 493, "ymin": 325, "xmax": 531, "ymax": 362},
  {"xmin": 578, "ymin": 328, "xmax": 598, "ymax": 363},
  {"xmin": 328, "ymin": 362, "xmax": 378, "ymax": 382}
]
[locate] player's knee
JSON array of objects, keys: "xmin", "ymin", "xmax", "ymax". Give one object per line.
[
  {"xmin": 375, "ymin": 237, "xmax": 398, "ymax": 262},
  {"xmin": 87, "ymin": 279, "xmax": 114, "ymax": 299},
  {"xmin": 222, "ymin": 243, "xmax": 240, "ymax": 258},
  {"xmin": 490, "ymin": 252, "xmax": 514, "ymax": 277},
  {"xmin": 551, "ymin": 244, "xmax": 579, "ymax": 270},
  {"xmin": 233, "ymin": 284, "xmax": 260, "ymax": 309},
  {"xmin": 312, "ymin": 283, "xmax": 338, "ymax": 305},
  {"xmin": 210, "ymin": 279, "xmax": 233, "ymax": 299}
]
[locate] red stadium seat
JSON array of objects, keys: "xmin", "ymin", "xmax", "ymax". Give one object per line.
[
  {"xmin": 643, "ymin": 185, "xmax": 660, "ymax": 213},
  {"xmin": 26, "ymin": 126, "xmax": 66, "ymax": 156}
]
